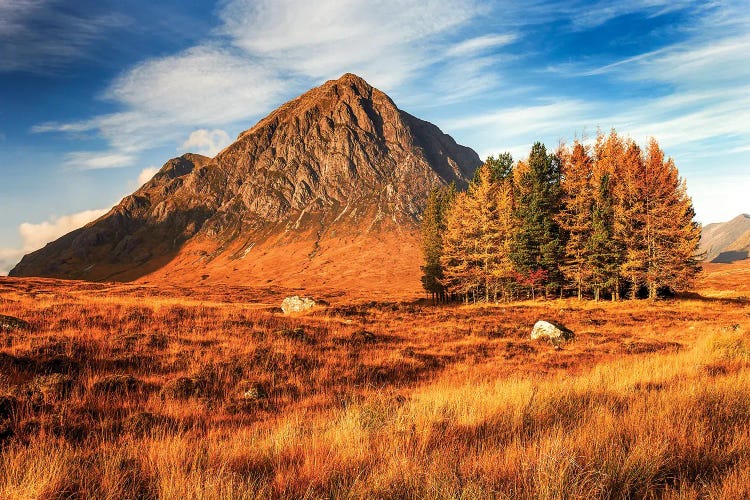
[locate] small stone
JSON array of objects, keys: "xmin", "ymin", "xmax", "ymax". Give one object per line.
[
  {"xmin": 240, "ymin": 382, "xmax": 268, "ymax": 401},
  {"xmin": 280, "ymin": 296, "xmax": 317, "ymax": 314}
]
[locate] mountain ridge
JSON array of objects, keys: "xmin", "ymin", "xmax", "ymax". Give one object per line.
[{"xmin": 700, "ymin": 213, "xmax": 750, "ymax": 263}]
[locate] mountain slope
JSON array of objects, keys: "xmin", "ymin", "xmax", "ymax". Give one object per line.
[
  {"xmin": 10, "ymin": 74, "xmax": 481, "ymax": 294},
  {"xmin": 700, "ymin": 214, "xmax": 750, "ymax": 263}
]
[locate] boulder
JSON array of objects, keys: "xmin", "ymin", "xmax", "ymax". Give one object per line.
[
  {"xmin": 530, "ymin": 320, "xmax": 574, "ymax": 343},
  {"xmin": 0, "ymin": 314, "xmax": 31, "ymax": 332},
  {"xmin": 281, "ymin": 296, "xmax": 317, "ymax": 314}
]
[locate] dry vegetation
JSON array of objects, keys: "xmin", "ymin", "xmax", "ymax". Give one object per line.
[{"xmin": 0, "ymin": 265, "xmax": 749, "ymax": 499}]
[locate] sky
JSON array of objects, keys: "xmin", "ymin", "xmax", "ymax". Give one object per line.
[{"xmin": 1, "ymin": 0, "xmax": 749, "ymax": 274}]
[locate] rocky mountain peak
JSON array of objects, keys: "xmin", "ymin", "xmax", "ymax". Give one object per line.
[{"xmin": 10, "ymin": 73, "xmax": 481, "ymax": 293}]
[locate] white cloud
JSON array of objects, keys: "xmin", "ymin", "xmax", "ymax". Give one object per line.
[
  {"xmin": 34, "ymin": 45, "xmax": 287, "ymax": 157},
  {"xmin": 63, "ymin": 151, "xmax": 135, "ymax": 170},
  {"xmin": 0, "ymin": 208, "xmax": 109, "ymax": 275},
  {"xmin": 448, "ymin": 99, "xmax": 594, "ymax": 137},
  {"xmin": 220, "ymin": 0, "xmax": 481, "ymax": 86},
  {"xmin": 0, "ymin": 248, "xmax": 25, "ymax": 276},
  {"xmin": 446, "ymin": 34, "xmax": 517, "ymax": 57},
  {"xmin": 181, "ymin": 129, "xmax": 231, "ymax": 156},
  {"xmin": 137, "ymin": 167, "xmax": 159, "ymax": 186},
  {"xmin": 688, "ymin": 174, "xmax": 750, "ymax": 225},
  {"xmin": 18, "ymin": 209, "xmax": 109, "ymax": 251}
]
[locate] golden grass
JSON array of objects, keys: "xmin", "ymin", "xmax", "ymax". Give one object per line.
[{"xmin": 0, "ymin": 269, "xmax": 749, "ymax": 498}]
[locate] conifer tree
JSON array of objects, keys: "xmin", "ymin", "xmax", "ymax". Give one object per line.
[
  {"xmin": 593, "ymin": 130, "xmax": 626, "ymax": 299},
  {"xmin": 466, "ymin": 165, "xmax": 502, "ymax": 301},
  {"xmin": 464, "ymin": 163, "xmax": 517, "ymax": 301},
  {"xmin": 493, "ymin": 178, "xmax": 517, "ymax": 300},
  {"xmin": 420, "ymin": 184, "xmax": 455, "ymax": 302},
  {"xmin": 511, "ymin": 142, "xmax": 564, "ymax": 297},
  {"xmin": 587, "ymin": 173, "xmax": 620, "ymax": 300},
  {"xmin": 616, "ymin": 140, "xmax": 648, "ymax": 299},
  {"xmin": 428, "ymin": 131, "xmax": 701, "ymax": 303},
  {"xmin": 557, "ymin": 141, "xmax": 593, "ymax": 299},
  {"xmin": 440, "ymin": 191, "xmax": 478, "ymax": 302},
  {"xmin": 473, "ymin": 152, "xmax": 514, "ymax": 185},
  {"xmin": 641, "ymin": 139, "xmax": 702, "ymax": 297}
]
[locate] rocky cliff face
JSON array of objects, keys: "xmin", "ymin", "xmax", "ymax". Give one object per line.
[{"xmin": 10, "ymin": 73, "xmax": 481, "ymax": 292}]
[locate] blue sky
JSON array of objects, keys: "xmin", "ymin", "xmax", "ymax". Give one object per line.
[{"xmin": 1, "ymin": 0, "xmax": 749, "ymax": 273}]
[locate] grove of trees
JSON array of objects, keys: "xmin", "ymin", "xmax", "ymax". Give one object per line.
[{"xmin": 421, "ymin": 130, "xmax": 702, "ymax": 302}]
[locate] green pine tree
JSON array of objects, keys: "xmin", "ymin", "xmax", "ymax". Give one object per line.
[
  {"xmin": 420, "ymin": 184, "xmax": 455, "ymax": 302},
  {"xmin": 511, "ymin": 142, "xmax": 565, "ymax": 297}
]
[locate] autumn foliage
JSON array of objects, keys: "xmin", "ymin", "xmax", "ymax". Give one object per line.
[{"xmin": 422, "ymin": 130, "xmax": 702, "ymax": 302}]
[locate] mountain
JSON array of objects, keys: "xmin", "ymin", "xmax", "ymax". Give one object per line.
[
  {"xmin": 700, "ymin": 214, "xmax": 750, "ymax": 263},
  {"xmin": 10, "ymin": 73, "xmax": 481, "ymax": 294}
]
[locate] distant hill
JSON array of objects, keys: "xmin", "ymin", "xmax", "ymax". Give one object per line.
[
  {"xmin": 701, "ymin": 214, "xmax": 750, "ymax": 263},
  {"xmin": 10, "ymin": 73, "xmax": 481, "ymax": 294}
]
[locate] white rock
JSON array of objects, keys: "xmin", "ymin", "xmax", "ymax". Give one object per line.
[
  {"xmin": 530, "ymin": 320, "xmax": 574, "ymax": 342},
  {"xmin": 280, "ymin": 296, "xmax": 317, "ymax": 314}
]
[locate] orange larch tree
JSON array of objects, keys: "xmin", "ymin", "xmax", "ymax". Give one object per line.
[{"xmin": 557, "ymin": 140, "xmax": 593, "ymax": 299}]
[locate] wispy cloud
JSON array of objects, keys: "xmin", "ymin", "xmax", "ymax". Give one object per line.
[
  {"xmin": 0, "ymin": 0, "xmax": 129, "ymax": 73},
  {"xmin": 447, "ymin": 99, "xmax": 595, "ymax": 139},
  {"xmin": 220, "ymin": 0, "xmax": 482, "ymax": 87},
  {"xmin": 63, "ymin": 151, "xmax": 136, "ymax": 170},
  {"xmin": 446, "ymin": 34, "xmax": 517, "ymax": 57},
  {"xmin": 567, "ymin": 0, "xmax": 697, "ymax": 30}
]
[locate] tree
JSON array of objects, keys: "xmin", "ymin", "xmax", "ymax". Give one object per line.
[
  {"xmin": 492, "ymin": 178, "xmax": 517, "ymax": 300},
  {"xmin": 587, "ymin": 173, "xmax": 620, "ymax": 301},
  {"xmin": 640, "ymin": 139, "xmax": 702, "ymax": 297},
  {"xmin": 511, "ymin": 142, "xmax": 564, "ymax": 297},
  {"xmin": 427, "ymin": 132, "xmax": 701, "ymax": 303},
  {"xmin": 615, "ymin": 140, "xmax": 648, "ymax": 299},
  {"xmin": 473, "ymin": 152, "xmax": 514, "ymax": 185},
  {"xmin": 440, "ymin": 191, "xmax": 481, "ymax": 302},
  {"xmin": 467, "ymin": 165, "xmax": 502, "ymax": 301},
  {"xmin": 557, "ymin": 141, "xmax": 594, "ymax": 299},
  {"xmin": 593, "ymin": 130, "xmax": 626, "ymax": 300},
  {"xmin": 421, "ymin": 184, "xmax": 455, "ymax": 302},
  {"xmin": 463, "ymin": 164, "xmax": 518, "ymax": 302}
]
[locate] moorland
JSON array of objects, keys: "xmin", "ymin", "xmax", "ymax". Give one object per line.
[{"xmin": 0, "ymin": 261, "xmax": 748, "ymax": 498}]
